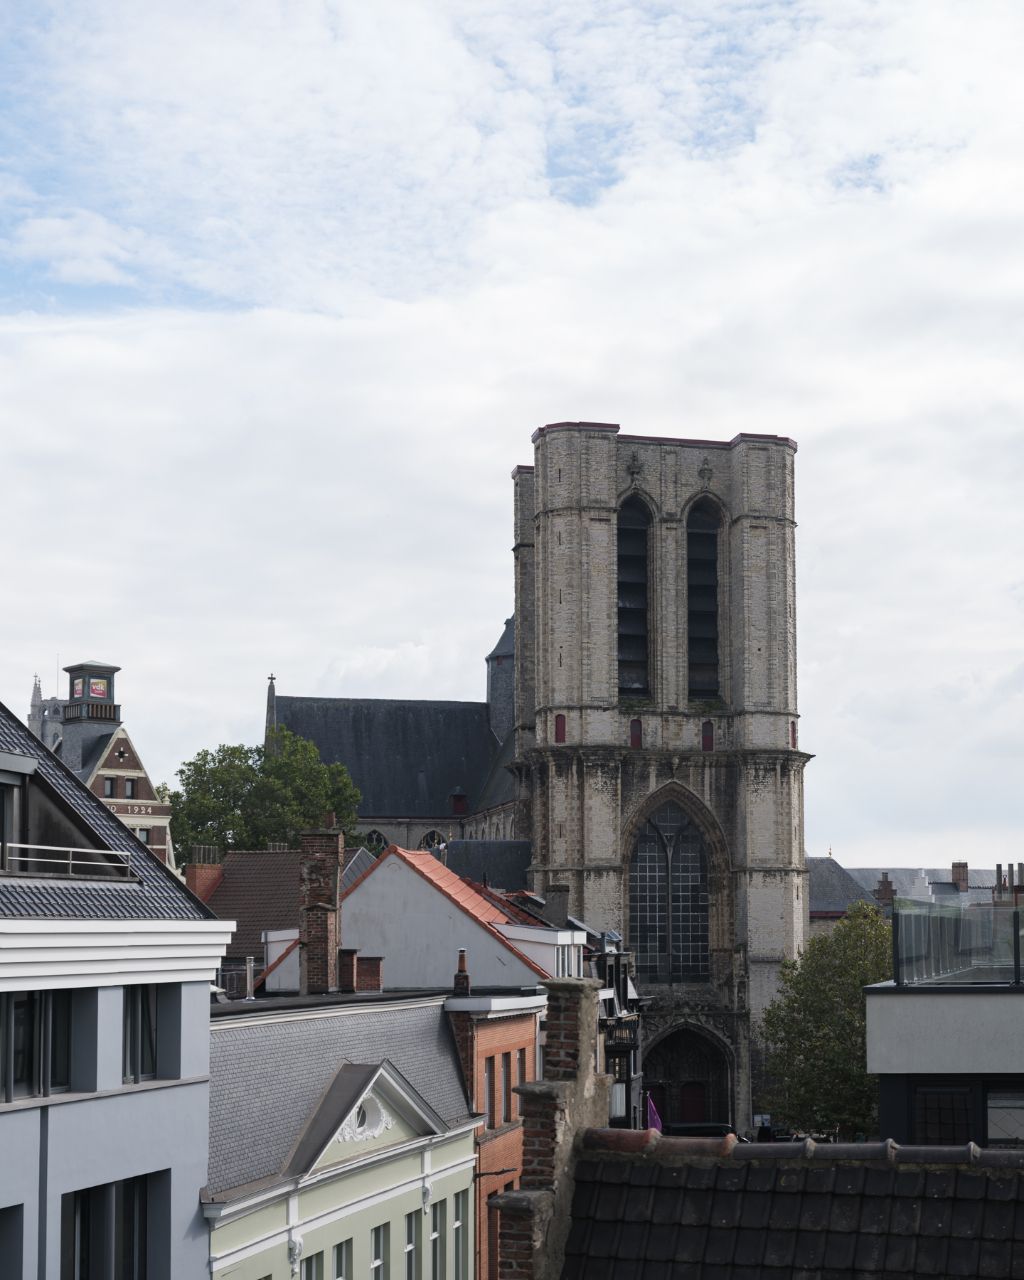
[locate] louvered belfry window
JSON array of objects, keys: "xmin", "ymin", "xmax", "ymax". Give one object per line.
[
  {"xmin": 618, "ymin": 497, "xmax": 651, "ymax": 697},
  {"xmin": 629, "ymin": 801, "xmax": 710, "ymax": 983},
  {"xmin": 687, "ymin": 499, "xmax": 720, "ymax": 699}
]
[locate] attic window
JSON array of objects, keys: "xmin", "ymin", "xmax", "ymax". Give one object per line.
[{"xmin": 617, "ymin": 497, "xmax": 651, "ymax": 698}]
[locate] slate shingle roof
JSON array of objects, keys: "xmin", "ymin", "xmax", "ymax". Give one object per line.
[
  {"xmin": 206, "ymin": 849, "xmax": 304, "ymax": 960},
  {"xmin": 563, "ymin": 1130, "xmax": 1024, "ymax": 1280},
  {"xmin": 0, "ymin": 700, "xmax": 210, "ymax": 922},
  {"xmin": 273, "ymin": 696, "xmax": 499, "ymax": 816},
  {"xmin": 441, "ymin": 840, "xmax": 532, "ymax": 891},
  {"xmin": 207, "ymin": 1000, "xmax": 472, "ymax": 1198},
  {"xmin": 807, "ymin": 857, "xmax": 878, "ymax": 916}
]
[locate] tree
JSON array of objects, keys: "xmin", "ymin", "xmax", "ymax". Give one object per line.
[
  {"xmin": 759, "ymin": 901, "xmax": 892, "ymax": 1138},
  {"xmin": 168, "ymin": 727, "xmax": 360, "ymax": 859}
]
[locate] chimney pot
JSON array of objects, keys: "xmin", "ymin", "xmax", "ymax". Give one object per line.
[{"xmin": 453, "ymin": 949, "xmax": 471, "ymax": 996}]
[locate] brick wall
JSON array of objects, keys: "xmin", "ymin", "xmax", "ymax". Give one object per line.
[
  {"xmin": 184, "ymin": 862, "xmax": 223, "ymax": 902},
  {"xmin": 299, "ymin": 827, "xmax": 344, "ymax": 994}
]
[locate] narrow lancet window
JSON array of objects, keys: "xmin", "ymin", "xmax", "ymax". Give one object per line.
[
  {"xmin": 687, "ymin": 499, "xmax": 720, "ymax": 699},
  {"xmin": 618, "ymin": 498, "xmax": 651, "ymax": 698}
]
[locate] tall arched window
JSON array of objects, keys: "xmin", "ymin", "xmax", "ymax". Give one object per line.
[
  {"xmin": 628, "ymin": 801, "xmax": 709, "ymax": 983},
  {"xmin": 618, "ymin": 497, "xmax": 651, "ymax": 697},
  {"xmin": 687, "ymin": 499, "xmax": 720, "ymax": 699}
]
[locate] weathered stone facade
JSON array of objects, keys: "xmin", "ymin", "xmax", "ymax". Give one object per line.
[{"xmin": 511, "ymin": 422, "xmax": 810, "ymax": 1129}]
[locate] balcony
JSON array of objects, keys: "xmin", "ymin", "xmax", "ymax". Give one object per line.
[
  {"xmin": 2, "ymin": 842, "xmax": 133, "ymax": 880},
  {"xmin": 893, "ymin": 901, "xmax": 1022, "ymax": 986},
  {"xmin": 602, "ymin": 1015, "xmax": 641, "ymax": 1052}
]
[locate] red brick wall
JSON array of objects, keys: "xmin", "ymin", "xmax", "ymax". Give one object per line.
[
  {"xmin": 355, "ymin": 956, "xmax": 383, "ymax": 991},
  {"xmin": 185, "ymin": 862, "xmax": 224, "ymax": 901}
]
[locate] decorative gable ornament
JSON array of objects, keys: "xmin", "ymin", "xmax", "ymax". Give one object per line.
[{"xmin": 337, "ymin": 1093, "xmax": 394, "ymax": 1143}]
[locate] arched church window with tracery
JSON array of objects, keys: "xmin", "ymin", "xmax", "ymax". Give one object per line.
[
  {"xmin": 419, "ymin": 830, "xmax": 445, "ymax": 850},
  {"xmin": 628, "ymin": 801, "xmax": 709, "ymax": 983},
  {"xmin": 363, "ymin": 830, "xmax": 388, "ymax": 854},
  {"xmin": 618, "ymin": 497, "xmax": 651, "ymax": 697},
  {"xmin": 687, "ymin": 498, "xmax": 720, "ymax": 699}
]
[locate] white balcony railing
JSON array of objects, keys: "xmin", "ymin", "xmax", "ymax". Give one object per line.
[{"xmin": 2, "ymin": 842, "xmax": 133, "ymax": 879}]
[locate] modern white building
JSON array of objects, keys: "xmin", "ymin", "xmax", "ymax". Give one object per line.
[{"xmin": 0, "ymin": 699, "xmax": 232, "ymax": 1278}]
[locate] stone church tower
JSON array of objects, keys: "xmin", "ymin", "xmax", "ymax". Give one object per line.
[{"xmin": 512, "ymin": 422, "xmax": 809, "ymax": 1130}]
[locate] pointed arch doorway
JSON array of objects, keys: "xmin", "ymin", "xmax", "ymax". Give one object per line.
[{"xmin": 643, "ymin": 1026, "xmax": 731, "ymax": 1128}]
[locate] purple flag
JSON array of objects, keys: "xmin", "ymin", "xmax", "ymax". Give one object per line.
[{"xmin": 646, "ymin": 1094, "xmax": 663, "ymax": 1133}]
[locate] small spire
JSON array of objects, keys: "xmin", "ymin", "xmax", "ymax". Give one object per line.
[{"xmin": 264, "ymin": 671, "xmax": 278, "ymax": 748}]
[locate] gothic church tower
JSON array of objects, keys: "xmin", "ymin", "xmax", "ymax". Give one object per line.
[{"xmin": 512, "ymin": 422, "xmax": 809, "ymax": 1129}]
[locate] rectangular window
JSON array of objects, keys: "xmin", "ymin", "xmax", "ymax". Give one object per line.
[
  {"xmin": 1, "ymin": 990, "xmax": 73, "ymax": 1103},
  {"xmin": 137, "ymin": 828, "xmax": 150, "ymax": 845},
  {"xmin": 103, "ymin": 777, "xmax": 116, "ymax": 798},
  {"xmin": 913, "ymin": 1086, "xmax": 971, "ymax": 1145},
  {"xmin": 484, "ymin": 1056, "xmax": 495, "ymax": 1127},
  {"xmin": 404, "ymin": 1210, "xmax": 420, "ymax": 1280},
  {"xmin": 453, "ymin": 1191, "xmax": 468, "ymax": 1280},
  {"xmin": 301, "ymin": 1252, "xmax": 324, "ymax": 1280},
  {"xmin": 502, "ymin": 1052, "xmax": 511, "ymax": 1123},
  {"xmin": 61, "ymin": 1175, "xmax": 148, "ymax": 1280},
  {"xmin": 123, "ymin": 986, "xmax": 158, "ymax": 1084},
  {"xmin": 124, "ymin": 779, "xmax": 136, "ymax": 799},
  {"xmin": 517, "ymin": 1047, "xmax": 527, "ymax": 1115},
  {"xmin": 430, "ymin": 1202, "xmax": 445, "ymax": 1280},
  {"xmin": 988, "ymin": 1091, "xmax": 1024, "ymax": 1146},
  {"xmin": 371, "ymin": 1223, "xmax": 389, "ymax": 1279},
  {"xmin": 333, "ymin": 1239, "xmax": 352, "ymax": 1280}
]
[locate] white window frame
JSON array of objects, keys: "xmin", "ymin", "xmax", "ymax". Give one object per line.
[
  {"xmin": 430, "ymin": 1201, "xmax": 446, "ymax": 1280},
  {"xmin": 371, "ymin": 1223, "xmax": 390, "ymax": 1279},
  {"xmin": 301, "ymin": 1252, "xmax": 324, "ymax": 1280},
  {"xmin": 333, "ymin": 1238, "xmax": 352, "ymax": 1280},
  {"xmin": 453, "ymin": 1190, "xmax": 468, "ymax": 1280}
]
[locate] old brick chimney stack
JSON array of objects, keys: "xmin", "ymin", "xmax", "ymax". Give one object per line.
[
  {"xmin": 299, "ymin": 813, "xmax": 345, "ymax": 995},
  {"xmin": 952, "ymin": 861, "xmax": 969, "ymax": 893},
  {"xmin": 874, "ymin": 872, "xmax": 895, "ymax": 910},
  {"xmin": 453, "ymin": 948, "xmax": 471, "ymax": 997}
]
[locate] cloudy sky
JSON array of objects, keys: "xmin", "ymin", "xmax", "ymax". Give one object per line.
[{"xmin": 2, "ymin": 1, "xmax": 1021, "ymax": 869}]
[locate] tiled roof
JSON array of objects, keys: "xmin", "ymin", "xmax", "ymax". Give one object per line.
[
  {"xmin": 0, "ymin": 701, "xmax": 210, "ymax": 922},
  {"xmin": 272, "ymin": 695, "xmax": 499, "ymax": 816},
  {"xmin": 207, "ymin": 999, "xmax": 472, "ymax": 1198},
  {"xmin": 206, "ymin": 849, "xmax": 304, "ymax": 960},
  {"xmin": 563, "ymin": 1129, "xmax": 1024, "ymax": 1280}
]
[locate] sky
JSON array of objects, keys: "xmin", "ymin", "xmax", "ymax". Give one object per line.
[{"xmin": 2, "ymin": 0, "xmax": 1021, "ymax": 869}]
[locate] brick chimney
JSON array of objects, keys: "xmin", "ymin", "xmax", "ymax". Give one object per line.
[
  {"xmin": 952, "ymin": 861, "xmax": 969, "ymax": 893},
  {"xmin": 454, "ymin": 948, "xmax": 471, "ymax": 996},
  {"xmin": 184, "ymin": 859, "xmax": 224, "ymax": 902},
  {"xmin": 299, "ymin": 815, "xmax": 344, "ymax": 995},
  {"xmin": 874, "ymin": 872, "xmax": 894, "ymax": 910}
]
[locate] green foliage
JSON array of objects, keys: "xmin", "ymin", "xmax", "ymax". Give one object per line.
[
  {"xmin": 169, "ymin": 728, "xmax": 360, "ymax": 860},
  {"xmin": 760, "ymin": 901, "xmax": 892, "ymax": 1138}
]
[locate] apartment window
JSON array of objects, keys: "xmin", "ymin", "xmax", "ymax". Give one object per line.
[
  {"xmin": 453, "ymin": 1191, "xmax": 468, "ymax": 1280},
  {"xmin": 103, "ymin": 777, "xmax": 116, "ymax": 798},
  {"xmin": 137, "ymin": 828, "xmax": 151, "ymax": 845},
  {"xmin": 484, "ymin": 1056, "xmax": 495, "ymax": 1127},
  {"xmin": 987, "ymin": 1091, "xmax": 1024, "ymax": 1146},
  {"xmin": 333, "ymin": 1239, "xmax": 352, "ymax": 1279},
  {"xmin": 371, "ymin": 1224, "xmax": 389, "ymax": 1279},
  {"xmin": 687, "ymin": 498, "xmax": 721, "ymax": 699},
  {"xmin": 124, "ymin": 779, "xmax": 137, "ymax": 799},
  {"xmin": 430, "ymin": 1202, "xmax": 446, "ymax": 1280},
  {"xmin": 123, "ymin": 986, "xmax": 158, "ymax": 1083},
  {"xmin": 404, "ymin": 1210, "xmax": 420, "ymax": 1280},
  {"xmin": 617, "ymin": 497, "xmax": 651, "ymax": 697},
  {"xmin": 61, "ymin": 1175, "xmax": 148, "ymax": 1280},
  {"xmin": 301, "ymin": 1252, "xmax": 324, "ymax": 1280},
  {"xmin": 517, "ymin": 1047, "xmax": 527, "ymax": 1115},
  {"xmin": 913, "ymin": 1086, "xmax": 971, "ymax": 1145},
  {"xmin": 1, "ymin": 989, "xmax": 71, "ymax": 1103},
  {"xmin": 502, "ymin": 1052, "xmax": 512, "ymax": 1123}
]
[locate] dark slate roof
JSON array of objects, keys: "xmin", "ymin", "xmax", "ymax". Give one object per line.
[
  {"xmin": 487, "ymin": 616, "xmax": 515, "ymax": 660},
  {"xmin": 283, "ymin": 1062, "xmax": 380, "ymax": 1177},
  {"xmin": 0, "ymin": 701, "xmax": 211, "ymax": 922},
  {"xmin": 472, "ymin": 728, "xmax": 517, "ymax": 812},
  {"xmin": 440, "ymin": 840, "xmax": 532, "ymax": 891},
  {"xmin": 206, "ymin": 849, "xmax": 303, "ymax": 960},
  {"xmin": 77, "ymin": 730, "xmax": 116, "ymax": 781},
  {"xmin": 274, "ymin": 696, "xmax": 499, "ymax": 816},
  {"xmin": 207, "ymin": 1000, "xmax": 472, "ymax": 1197},
  {"xmin": 807, "ymin": 857, "xmax": 878, "ymax": 915},
  {"xmin": 342, "ymin": 846, "xmax": 377, "ymax": 891},
  {"xmin": 562, "ymin": 1130, "xmax": 1024, "ymax": 1280}
]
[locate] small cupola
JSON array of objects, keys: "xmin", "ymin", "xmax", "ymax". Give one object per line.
[{"xmin": 63, "ymin": 660, "xmax": 122, "ymax": 725}]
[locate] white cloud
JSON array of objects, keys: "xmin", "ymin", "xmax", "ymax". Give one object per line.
[{"xmin": 0, "ymin": 1, "xmax": 1022, "ymax": 866}]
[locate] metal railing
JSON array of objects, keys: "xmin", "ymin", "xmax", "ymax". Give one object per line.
[
  {"xmin": 893, "ymin": 902, "xmax": 1023, "ymax": 986},
  {"xmin": 2, "ymin": 842, "xmax": 133, "ymax": 879}
]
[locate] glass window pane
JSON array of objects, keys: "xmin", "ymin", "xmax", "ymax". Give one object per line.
[
  {"xmin": 50, "ymin": 990, "xmax": 72, "ymax": 1090},
  {"xmin": 12, "ymin": 993, "xmax": 37, "ymax": 1098},
  {"xmin": 988, "ymin": 1091, "xmax": 1024, "ymax": 1146},
  {"xmin": 333, "ymin": 1239, "xmax": 352, "ymax": 1280}
]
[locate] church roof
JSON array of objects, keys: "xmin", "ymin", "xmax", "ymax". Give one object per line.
[
  {"xmin": 487, "ymin": 616, "xmax": 515, "ymax": 660},
  {"xmin": 273, "ymin": 696, "xmax": 498, "ymax": 817},
  {"xmin": 441, "ymin": 840, "xmax": 532, "ymax": 891},
  {"xmin": 807, "ymin": 857, "xmax": 878, "ymax": 916}
]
